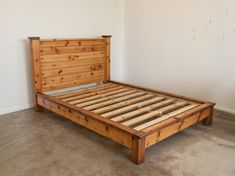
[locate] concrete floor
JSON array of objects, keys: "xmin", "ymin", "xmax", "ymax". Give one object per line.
[{"xmin": 0, "ymin": 109, "xmax": 234, "ymax": 176}]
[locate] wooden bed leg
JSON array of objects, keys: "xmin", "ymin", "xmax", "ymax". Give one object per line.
[
  {"xmin": 131, "ymin": 136, "xmax": 145, "ymax": 164},
  {"xmin": 35, "ymin": 104, "xmax": 43, "ymax": 112},
  {"xmin": 203, "ymin": 107, "xmax": 214, "ymax": 126},
  {"xmin": 34, "ymin": 94, "xmax": 43, "ymax": 112}
]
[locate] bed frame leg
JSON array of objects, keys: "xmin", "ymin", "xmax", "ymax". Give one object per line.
[
  {"xmin": 35, "ymin": 104, "xmax": 43, "ymax": 112},
  {"xmin": 131, "ymin": 136, "xmax": 145, "ymax": 164},
  {"xmin": 203, "ymin": 107, "xmax": 213, "ymax": 126},
  {"xmin": 34, "ymin": 95, "xmax": 43, "ymax": 112}
]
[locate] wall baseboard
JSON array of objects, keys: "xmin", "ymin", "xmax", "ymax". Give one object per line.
[
  {"xmin": 0, "ymin": 103, "xmax": 34, "ymax": 116},
  {"xmin": 215, "ymin": 105, "xmax": 235, "ymax": 115}
]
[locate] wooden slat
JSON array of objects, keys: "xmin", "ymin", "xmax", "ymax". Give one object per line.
[
  {"xmin": 40, "ymin": 39, "xmax": 105, "ymax": 48},
  {"xmin": 94, "ymin": 94, "xmax": 157, "ymax": 114},
  {"xmin": 42, "ymin": 75, "xmax": 105, "ymax": 92},
  {"xmin": 67, "ymin": 87, "xmax": 130, "ymax": 105},
  {"xmin": 41, "ymin": 57, "xmax": 104, "ymax": 70},
  {"xmin": 134, "ymin": 104, "xmax": 198, "ymax": 131},
  {"xmin": 112, "ymin": 99, "xmax": 174, "ymax": 122},
  {"xmin": 41, "ymin": 63, "xmax": 104, "ymax": 77},
  {"xmin": 50, "ymin": 84, "xmax": 105, "ymax": 97},
  {"xmin": 104, "ymin": 97, "xmax": 164, "ymax": 118},
  {"xmin": 76, "ymin": 89, "xmax": 138, "ymax": 107},
  {"xmin": 61, "ymin": 85, "xmax": 122, "ymax": 101},
  {"xmin": 40, "ymin": 45, "xmax": 105, "ymax": 55},
  {"xmin": 122, "ymin": 102, "xmax": 188, "ymax": 127},
  {"xmin": 83, "ymin": 92, "xmax": 147, "ymax": 111}
]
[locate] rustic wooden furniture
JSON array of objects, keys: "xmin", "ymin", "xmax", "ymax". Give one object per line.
[{"xmin": 29, "ymin": 36, "xmax": 215, "ymax": 164}]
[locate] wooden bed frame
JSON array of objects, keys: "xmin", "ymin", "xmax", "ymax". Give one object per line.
[{"xmin": 28, "ymin": 35, "xmax": 215, "ymax": 164}]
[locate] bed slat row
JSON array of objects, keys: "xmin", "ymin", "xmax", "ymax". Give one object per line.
[{"xmin": 50, "ymin": 83, "xmax": 199, "ymax": 131}]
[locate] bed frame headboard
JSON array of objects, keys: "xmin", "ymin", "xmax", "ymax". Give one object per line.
[{"xmin": 28, "ymin": 35, "xmax": 111, "ymax": 93}]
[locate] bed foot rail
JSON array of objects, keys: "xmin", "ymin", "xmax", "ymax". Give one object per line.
[{"xmin": 131, "ymin": 136, "xmax": 145, "ymax": 164}]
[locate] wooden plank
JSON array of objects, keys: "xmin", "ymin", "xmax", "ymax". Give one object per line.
[
  {"xmin": 112, "ymin": 99, "xmax": 173, "ymax": 122},
  {"xmin": 51, "ymin": 83, "xmax": 106, "ymax": 97},
  {"xmin": 37, "ymin": 95, "xmax": 134, "ymax": 148},
  {"xmin": 41, "ymin": 63, "xmax": 104, "ymax": 77},
  {"xmin": 41, "ymin": 57, "xmax": 104, "ymax": 70},
  {"xmin": 144, "ymin": 105, "xmax": 214, "ymax": 148},
  {"xmin": 76, "ymin": 89, "xmax": 138, "ymax": 107},
  {"xmin": 135, "ymin": 104, "xmax": 198, "ymax": 131},
  {"xmin": 40, "ymin": 37, "xmax": 104, "ymax": 42},
  {"xmin": 40, "ymin": 45, "xmax": 105, "ymax": 55},
  {"xmin": 122, "ymin": 102, "xmax": 188, "ymax": 127},
  {"xmin": 56, "ymin": 83, "xmax": 116, "ymax": 99},
  {"xmin": 67, "ymin": 87, "xmax": 131, "ymax": 105},
  {"xmin": 42, "ymin": 70, "xmax": 104, "ymax": 85},
  {"xmin": 42, "ymin": 75, "xmax": 105, "ymax": 92},
  {"xmin": 142, "ymin": 103, "xmax": 213, "ymax": 134},
  {"xmin": 103, "ymin": 96, "xmax": 162, "ymax": 118},
  {"xmin": 94, "ymin": 94, "xmax": 156, "ymax": 114},
  {"xmin": 40, "ymin": 39, "xmax": 105, "ymax": 48},
  {"xmin": 83, "ymin": 91, "xmax": 147, "ymax": 111},
  {"xmin": 180, "ymin": 112, "xmax": 200, "ymax": 130},
  {"xmin": 41, "ymin": 51, "xmax": 105, "ymax": 63},
  {"xmin": 61, "ymin": 85, "xmax": 122, "ymax": 101},
  {"xmin": 37, "ymin": 93, "xmax": 145, "ymax": 138}
]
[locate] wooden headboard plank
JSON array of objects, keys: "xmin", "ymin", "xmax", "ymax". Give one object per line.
[
  {"xmin": 40, "ymin": 38, "xmax": 105, "ymax": 48},
  {"xmin": 40, "ymin": 51, "xmax": 105, "ymax": 63},
  {"xmin": 41, "ymin": 63, "xmax": 104, "ymax": 77},
  {"xmin": 29, "ymin": 36, "xmax": 111, "ymax": 93},
  {"xmin": 41, "ymin": 57, "xmax": 104, "ymax": 70},
  {"xmin": 40, "ymin": 45, "xmax": 105, "ymax": 55},
  {"xmin": 42, "ymin": 70, "xmax": 105, "ymax": 85}
]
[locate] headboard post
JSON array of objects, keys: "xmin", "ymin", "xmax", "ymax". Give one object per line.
[
  {"xmin": 28, "ymin": 37, "xmax": 43, "ymax": 111},
  {"xmin": 102, "ymin": 35, "xmax": 112, "ymax": 81}
]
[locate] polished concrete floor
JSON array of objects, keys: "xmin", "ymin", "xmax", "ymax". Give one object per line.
[{"xmin": 0, "ymin": 108, "xmax": 234, "ymax": 176}]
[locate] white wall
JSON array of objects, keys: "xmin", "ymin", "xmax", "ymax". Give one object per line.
[
  {"xmin": 0, "ymin": 0, "xmax": 124, "ymax": 115},
  {"xmin": 124, "ymin": 0, "xmax": 235, "ymax": 113},
  {"xmin": 1, "ymin": 0, "xmax": 235, "ymax": 115}
]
